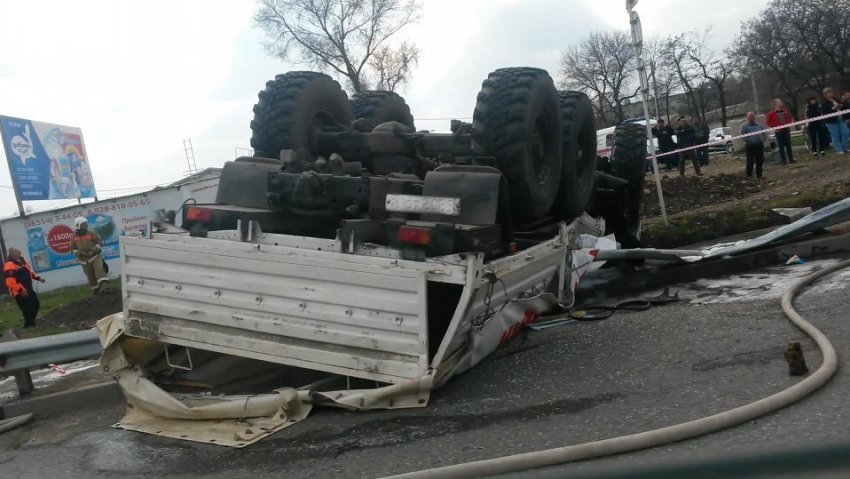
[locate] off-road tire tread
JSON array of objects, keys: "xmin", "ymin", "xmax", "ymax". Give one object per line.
[
  {"xmin": 250, "ymin": 71, "xmax": 353, "ymax": 158},
  {"xmin": 608, "ymin": 123, "xmax": 646, "ymax": 245},
  {"xmin": 554, "ymin": 91, "xmax": 597, "ymax": 219},
  {"xmin": 472, "ymin": 67, "xmax": 563, "ymax": 224},
  {"xmin": 350, "ymin": 91, "xmax": 415, "ymax": 129}
]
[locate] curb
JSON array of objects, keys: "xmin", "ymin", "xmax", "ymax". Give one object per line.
[{"xmin": 0, "ymin": 381, "xmax": 122, "ymax": 420}]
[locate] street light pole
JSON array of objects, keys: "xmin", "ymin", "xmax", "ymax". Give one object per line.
[
  {"xmin": 751, "ymin": 74, "xmax": 760, "ymax": 116},
  {"xmin": 626, "ymin": 0, "xmax": 668, "ymax": 226}
]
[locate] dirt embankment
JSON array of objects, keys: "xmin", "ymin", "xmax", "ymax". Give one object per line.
[
  {"xmin": 38, "ymin": 290, "xmax": 122, "ymax": 332},
  {"xmin": 640, "ymin": 148, "xmax": 850, "ymax": 248}
]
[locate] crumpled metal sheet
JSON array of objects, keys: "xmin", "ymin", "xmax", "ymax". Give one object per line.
[
  {"xmin": 596, "ymin": 196, "xmax": 850, "ymax": 263},
  {"xmin": 704, "ymin": 196, "xmax": 850, "ymax": 257}
]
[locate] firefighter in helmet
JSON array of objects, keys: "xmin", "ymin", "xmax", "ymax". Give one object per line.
[{"xmin": 69, "ymin": 217, "xmax": 110, "ymax": 294}]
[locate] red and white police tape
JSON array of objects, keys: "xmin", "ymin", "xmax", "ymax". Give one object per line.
[{"xmin": 650, "ymin": 108, "xmax": 847, "ymax": 159}]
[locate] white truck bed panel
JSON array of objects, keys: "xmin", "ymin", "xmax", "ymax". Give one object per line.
[
  {"xmin": 120, "ymin": 235, "xmax": 470, "ymax": 384},
  {"xmin": 118, "ymin": 219, "xmax": 590, "ymax": 386}
]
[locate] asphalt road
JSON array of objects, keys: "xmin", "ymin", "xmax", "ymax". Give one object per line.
[{"xmin": 1, "ymin": 260, "xmax": 849, "ymax": 478}]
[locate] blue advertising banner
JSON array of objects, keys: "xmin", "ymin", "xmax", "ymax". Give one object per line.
[
  {"xmin": 0, "ymin": 115, "xmax": 97, "ymax": 200},
  {"xmin": 23, "ymin": 199, "xmax": 153, "ymax": 272}
]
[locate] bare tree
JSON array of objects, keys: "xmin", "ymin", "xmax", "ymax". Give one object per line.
[
  {"xmin": 732, "ymin": 9, "xmax": 808, "ymax": 116},
  {"xmin": 560, "ymin": 30, "xmax": 638, "ymax": 126},
  {"xmin": 686, "ymin": 28, "xmax": 734, "ymax": 126},
  {"xmin": 368, "ymin": 40, "xmax": 419, "ymax": 92},
  {"xmin": 665, "ymin": 34, "xmax": 705, "ymax": 118},
  {"xmin": 645, "ymin": 36, "xmax": 680, "ymax": 122},
  {"xmin": 254, "ymin": 0, "xmax": 421, "ymax": 93},
  {"xmin": 731, "ymin": 0, "xmax": 850, "ymax": 116}
]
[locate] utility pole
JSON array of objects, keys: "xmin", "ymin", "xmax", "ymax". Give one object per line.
[
  {"xmin": 751, "ymin": 74, "xmax": 760, "ymax": 116},
  {"xmin": 0, "ymin": 123, "xmax": 25, "ymax": 216},
  {"xmin": 626, "ymin": 0, "xmax": 667, "ymax": 226},
  {"xmin": 650, "ymin": 64, "xmax": 661, "ymax": 120}
]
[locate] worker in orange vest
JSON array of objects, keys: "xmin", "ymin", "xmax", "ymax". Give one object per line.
[
  {"xmin": 4, "ymin": 247, "xmax": 46, "ymax": 328},
  {"xmin": 69, "ymin": 217, "xmax": 110, "ymax": 294}
]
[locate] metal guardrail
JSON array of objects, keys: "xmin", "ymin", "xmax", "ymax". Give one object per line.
[{"xmin": 0, "ymin": 329, "xmax": 101, "ymax": 374}]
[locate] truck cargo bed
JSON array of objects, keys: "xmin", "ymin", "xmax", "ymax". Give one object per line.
[{"xmin": 120, "ymin": 218, "xmax": 593, "ymax": 385}]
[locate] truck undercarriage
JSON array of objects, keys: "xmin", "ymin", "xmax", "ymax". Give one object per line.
[{"xmin": 184, "ymin": 68, "xmax": 647, "ymax": 257}]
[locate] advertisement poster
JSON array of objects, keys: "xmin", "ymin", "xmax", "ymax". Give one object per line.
[
  {"xmin": 23, "ymin": 198, "xmax": 153, "ymax": 272},
  {"xmin": 0, "ymin": 115, "xmax": 97, "ymax": 200}
]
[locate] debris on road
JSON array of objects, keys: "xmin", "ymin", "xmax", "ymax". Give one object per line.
[
  {"xmin": 784, "ymin": 342, "xmax": 809, "ymax": 376},
  {"xmin": 786, "ymin": 255, "xmax": 805, "ymax": 265},
  {"xmin": 0, "ymin": 413, "xmax": 33, "ymax": 436},
  {"xmin": 769, "ymin": 207, "xmax": 814, "ymax": 224},
  {"xmin": 527, "ymin": 290, "xmax": 680, "ymax": 331}
]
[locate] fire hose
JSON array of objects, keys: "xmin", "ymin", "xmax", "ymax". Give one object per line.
[
  {"xmin": 385, "ymin": 259, "xmax": 848, "ymax": 479},
  {"xmin": 0, "ymin": 412, "xmax": 33, "ymax": 435}
]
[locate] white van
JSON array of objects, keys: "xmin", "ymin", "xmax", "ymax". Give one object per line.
[{"xmin": 596, "ymin": 119, "xmax": 668, "ymax": 161}]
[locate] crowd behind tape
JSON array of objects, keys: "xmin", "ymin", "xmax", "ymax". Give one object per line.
[{"xmin": 648, "ymin": 108, "xmax": 845, "ymax": 159}]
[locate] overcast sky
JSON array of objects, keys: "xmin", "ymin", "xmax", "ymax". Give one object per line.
[{"xmin": 0, "ymin": 0, "xmax": 769, "ymax": 216}]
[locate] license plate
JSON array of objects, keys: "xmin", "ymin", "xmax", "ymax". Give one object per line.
[{"xmin": 385, "ymin": 194, "xmax": 460, "ymax": 216}]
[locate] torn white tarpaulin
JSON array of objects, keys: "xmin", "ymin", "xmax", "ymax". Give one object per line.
[
  {"xmin": 569, "ymin": 234, "xmax": 617, "ymax": 295},
  {"xmin": 97, "ymin": 314, "xmax": 434, "ymax": 448},
  {"xmin": 115, "ymin": 368, "xmax": 313, "ymax": 448},
  {"xmin": 432, "ymin": 233, "xmax": 619, "ymax": 387}
]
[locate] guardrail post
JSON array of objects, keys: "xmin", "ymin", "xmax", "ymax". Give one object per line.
[
  {"xmin": 13, "ymin": 369, "xmax": 33, "ymax": 395},
  {"xmin": 1, "ymin": 329, "xmax": 33, "ymax": 395},
  {"xmin": 0, "ymin": 329, "xmax": 103, "ymax": 397}
]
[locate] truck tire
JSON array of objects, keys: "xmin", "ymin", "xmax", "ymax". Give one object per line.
[
  {"xmin": 250, "ymin": 71, "xmax": 354, "ymax": 159},
  {"xmin": 350, "ymin": 91, "xmax": 415, "ymax": 130},
  {"xmin": 606, "ymin": 123, "xmax": 646, "ymax": 248},
  {"xmin": 472, "ymin": 67, "xmax": 563, "ymax": 226},
  {"xmin": 553, "ymin": 91, "xmax": 597, "ymax": 220}
]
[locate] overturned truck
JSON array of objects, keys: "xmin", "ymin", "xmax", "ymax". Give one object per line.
[{"xmin": 103, "ymin": 68, "xmax": 647, "ymax": 445}]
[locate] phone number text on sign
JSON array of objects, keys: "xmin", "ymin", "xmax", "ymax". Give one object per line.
[
  {"xmin": 87, "ymin": 199, "xmax": 150, "ymax": 215},
  {"xmin": 22, "ymin": 199, "xmax": 152, "ymax": 228}
]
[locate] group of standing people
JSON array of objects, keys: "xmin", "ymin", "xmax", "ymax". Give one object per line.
[
  {"xmin": 805, "ymin": 88, "xmax": 850, "ymax": 155},
  {"xmin": 3, "ymin": 217, "xmax": 109, "ymax": 329},
  {"xmin": 738, "ymin": 98, "xmax": 797, "ymax": 180},
  {"xmin": 651, "ymin": 116, "xmax": 709, "ymax": 177}
]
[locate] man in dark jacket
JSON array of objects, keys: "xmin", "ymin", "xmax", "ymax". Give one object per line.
[
  {"xmin": 692, "ymin": 116, "xmax": 711, "ymax": 166},
  {"xmin": 766, "ymin": 99, "xmax": 796, "ymax": 164},
  {"xmin": 842, "ymin": 92, "xmax": 850, "ymax": 129},
  {"xmin": 740, "ymin": 111, "xmax": 768, "ymax": 179},
  {"xmin": 675, "ymin": 116, "xmax": 701, "ymax": 176},
  {"xmin": 651, "ymin": 119, "xmax": 677, "ymax": 170},
  {"xmin": 805, "ymin": 97, "xmax": 828, "ymax": 156},
  {"xmin": 822, "ymin": 87, "xmax": 849, "ymax": 154},
  {"xmin": 4, "ymin": 247, "xmax": 46, "ymax": 328}
]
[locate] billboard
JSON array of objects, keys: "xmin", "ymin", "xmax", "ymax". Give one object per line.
[
  {"xmin": 0, "ymin": 115, "xmax": 97, "ymax": 200},
  {"xmin": 23, "ymin": 198, "xmax": 154, "ymax": 272}
]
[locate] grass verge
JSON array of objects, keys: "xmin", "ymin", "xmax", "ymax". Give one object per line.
[
  {"xmin": 642, "ymin": 183, "xmax": 850, "ymax": 249},
  {"xmin": 0, "ymin": 282, "xmax": 115, "ymax": 338}
]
